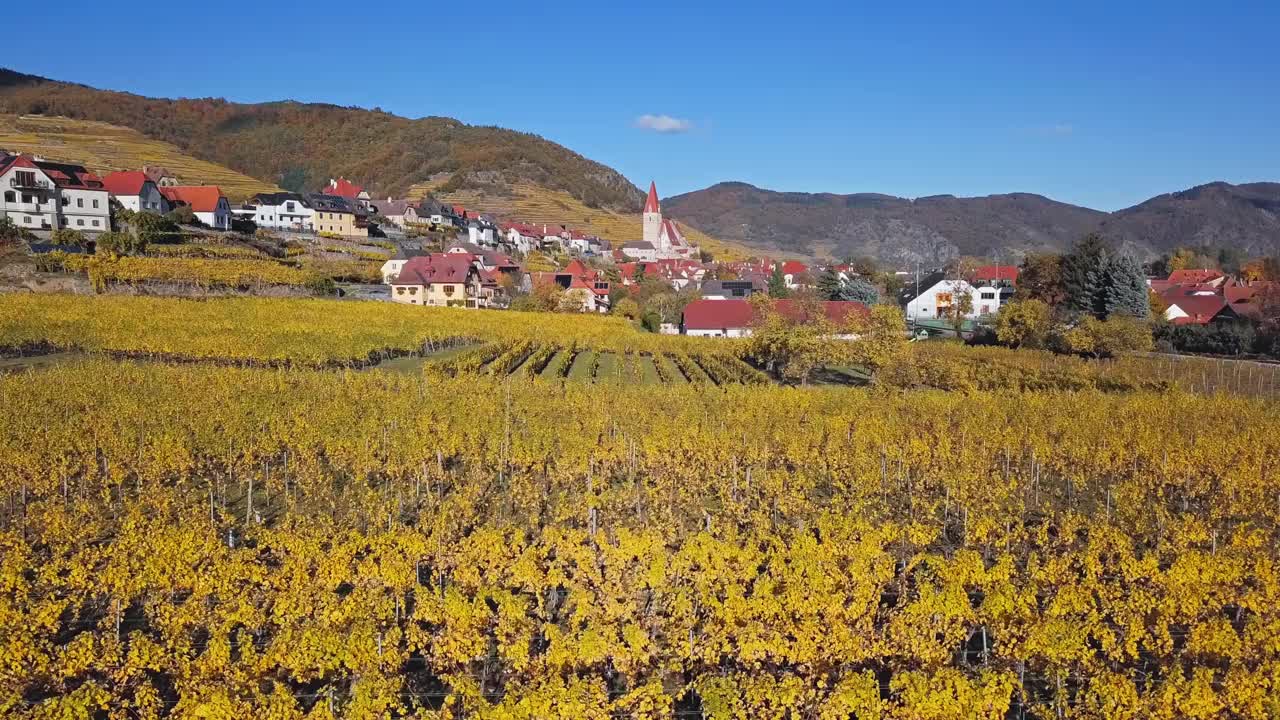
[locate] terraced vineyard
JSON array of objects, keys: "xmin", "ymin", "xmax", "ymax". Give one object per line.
[
  {"xmin": 408, "ymin": 180, "xmax": 769, "ymax": 261},
  {"xmin": 429, "ymin": 340, "xmax": 768, "ymax": 385},
  {"xmin": 0, "ymin": 114, "xmax": 279, "ymax": 201}
]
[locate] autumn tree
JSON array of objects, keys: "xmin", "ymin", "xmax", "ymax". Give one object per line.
[
  {"xmin": 995, "ymin": 300, "xmax": 1053, "ymax": 348},
  {"xmin": 746, "ymin": 295, "xmax": 838, "ymax": 384},
  {"xmin": 1017, "ymin": 253, "xmax": 1066, "ymax": 305},
  {"xmin": 844, "ymin": 304, "xmax": 907, "ymax": 379}
]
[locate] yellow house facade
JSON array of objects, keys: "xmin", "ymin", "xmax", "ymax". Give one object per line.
[{"xmin": 307, "ymin": 193, "xmax": 368, "ymax": 238}]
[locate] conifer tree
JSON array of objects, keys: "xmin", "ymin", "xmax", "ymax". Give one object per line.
[{"xmin": 1102, "ymin": 252, "xmax": 1151, "ymax": 318}]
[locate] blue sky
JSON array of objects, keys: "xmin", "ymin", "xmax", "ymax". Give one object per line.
[{"xmin": 5, "ymin": 0, "xmax": 1277, "ymax": 211}]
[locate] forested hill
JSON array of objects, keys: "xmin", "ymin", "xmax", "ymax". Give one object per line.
[
  {"xmin": 664, "ymin": 181, "xmax": 1280, "ymax": 263},
  {"xmin": 0, "ymin": 69, "xmax": 643, "ymax": 210}
]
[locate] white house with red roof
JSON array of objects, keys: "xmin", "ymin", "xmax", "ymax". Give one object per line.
[
  {"xmin": 159, "ymin": 186, "xmax": 231, "ymax": 230},
  {"xmin": 0, "ymin": 154, "xmax": 111, "ymax": 233},
  {"xmin": 323, "ymin": 177, "xmax": 370, "ymax": 201},
  {"xmin": 102, "ymin": 171, "xmax": 170, "ymax": 213},
  {"xmin": 641, "ymin": 181, "xmax": 699, "ymax": 260}
]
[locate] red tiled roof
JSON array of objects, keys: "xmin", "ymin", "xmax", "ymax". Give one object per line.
[
  {"xmin": 781, "ymin": 261, "xmax": 808, "ymax": 275},
  {"xmin": 324, "ymin": 177, "xmax": 364, "ymax": 198},
  {"xmin": 1168, "ymin": 269, "xmax": 1225, "ymax": 285},
  {"xmin": 159, "ymin": 186, "xmax": 224, "ymax": 212},
  {"xmin": 644, "ymin": 181, "xmax": 660, "ymax": 214},
  {"xmin": 682, "ymin": 299, "xmax": 756, "ymax": 331},
  {"xmin": 1167, "ymin": 294, "xmax": 1233, "ymax": 325},
  {"xmin": 393, "ymin": 255, "xmax": 474, "ymax": 286},
  {"xmin": 774, "ymin": 299, "xmax": 869, "ymax": 325},
  {"xmin": 101, "ymin": 171, "xmax": 150, "ymax": 196},
  {"xmin": 971, "ymin": 265, "xmax": 1019, "ymax": 283}
]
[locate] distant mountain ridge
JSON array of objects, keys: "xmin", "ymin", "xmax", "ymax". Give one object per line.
[
  {"xmin": 664, "ymin": 181, "xmax": 1280, "ymax": 263},
  {"xmin": 0, "ymin": 68, "xmax": 643, "ymax": 211}
]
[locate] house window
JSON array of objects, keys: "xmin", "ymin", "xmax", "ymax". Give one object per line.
[
  {"xmin": 22, "ymin": 193, "xmax": 33, "ymax": 204},
  {"xmin": 443, "ymin": 285, "xmax": 455, "ymax": 296},
  {"xmin": 77, "ymin": 198, "xmax": 83, "ymax": 208},
  {"xmin": 408, "ymin": 287, "xmax": 417, "ymax": 295},
  {"xmin": 980, "ymin": 292, "xmax": 996, "ymax": 300},
  {"xmin": 91, "ymin": 219, "xmax": 100, "ymax": 227},
  {"xmin": 396, "ymin": 287, "xmax": 405, "ymax": 295},
  {"xmin": 15, "ymin": 171, "xmax": 36, "ymax": 186},
  {"xmin": 3, "ymin": 191, "xmax": 12, "ymax": 202},
  {"xmin": 92, "ymin": 199, "xmax": 99, "ymax": 208},
  {"xmin": 22, "ymin": 215, "xmax": 31, "ymax": 224},
  {"xmin": 76, "ymin": 218, "xmax": 84, "ymax": 226}
]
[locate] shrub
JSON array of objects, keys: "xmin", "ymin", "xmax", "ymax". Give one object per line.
[{"xmin": 50, "ymin": 228, "xmax": 89, "ymax": 248}]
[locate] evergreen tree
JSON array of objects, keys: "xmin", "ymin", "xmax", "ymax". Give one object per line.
[
  {"xmin": 1063, "ymin": 233, "xmax": 1108, "ymax": 315},
  {"xmin": 768, "ymin": 264, "xmax": 789, "ymax": 298},
  {"xmin": 1102, "ymin": 252, "xmax": 1151, "ymax": 319},
  {"xmin": 840, "ymin": 277, "xmax": 880, "ymax": 305},
  {"xmin": 816, "ymin": 268, "xmax": 843, "ymax": 300}
]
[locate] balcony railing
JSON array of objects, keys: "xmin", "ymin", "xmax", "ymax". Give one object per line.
[{"xmin": 10, "ymin": 177, "xmax": 51, "ymax": 190}]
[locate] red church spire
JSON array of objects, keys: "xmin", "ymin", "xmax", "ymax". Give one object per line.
[{"xmin": 643, "ymin": 181, "xmax": 660, "ymax": 214}]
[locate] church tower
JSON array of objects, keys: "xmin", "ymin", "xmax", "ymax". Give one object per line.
[{"xmin": 642, "ymin": 181, "xmax": 663, "ymax": 249}]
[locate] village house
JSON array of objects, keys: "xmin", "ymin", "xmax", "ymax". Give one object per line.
[
  {"xmin": 390, "ymin": 254, "xmax": 480, "ymax": 307},
  {"xmin": 539, "ymin": 259, "xmax": 611, "ymax": 313},
  {"xmin": 902, "ymin": 275, "xmax": 989, "ymax": 321},
  {"xmin": 160, "ymin": 186, "xmax": 232, "ymax": 230},
  {"xmin": 379, "ymin": 247, "xmax": 428, "ymax": 284},
  {"xmin": 101, "ymin": 171, "xmax": 170, "ymax": 213},
  {"xmin": 371, "ymin": 198, "xmax": 430, "ymax": 228},
  {"xmin": 323, "ymin": 177, "xmax": 370, "ymax": 203},
  {"xmin": 249, "ymin": 192, "xmax": 314, "ymax": 231},
  {"xmin": 780, "ymin": 260, "xmax": 810, "ymax": 289},
  {"xmin": 142, "ymin": 166, "xmax": 180, "ymax": 187},
  {"xmin": 0, "ymin": 154, "xmax": 111, "ymax": 233},
  {"xmin": 501, "ymin": 222, "xmax": 541, "ymax": 254},
  {"xmin": 307, "ymin": 193, "xmax": 367, "ymax": 238}
]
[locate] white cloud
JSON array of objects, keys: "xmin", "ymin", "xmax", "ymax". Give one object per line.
[
  {"xmin": 1028, "ymin": 123, "xmax": 1074, "ymax": 137},
  {"xmin": 634, "ymin": 114, "xmax": 693, "ymax": 134}
]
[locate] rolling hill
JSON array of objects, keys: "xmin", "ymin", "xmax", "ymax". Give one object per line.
[
  {"xmin": 665, "ymin": 181, "xmax": 1280, "ymax": 263},
  {"xmin": 0, "ymin": 114, "xmax": 279, "ymax": 201},
  {"xmin": 0, "ymin": 68, "xmax": 641, "ymax": 211}
]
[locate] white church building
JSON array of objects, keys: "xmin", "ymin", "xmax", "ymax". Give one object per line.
[{"xmin": 621, "ymin": 181, "xmax": 699, "ymax": 261}]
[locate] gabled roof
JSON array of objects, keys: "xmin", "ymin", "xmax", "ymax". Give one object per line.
[
  {"xmin": 101, "ymin": 171, "xmax": 153, "ymax": 196},
  {"xmin": 644, "ymin": 181, "xmax": 660, "ymax": 214},
  {"xmin": 323, "ymin": 177, "xmax": 364, "ymax": 198},
  {"xmin": 306, "ymin": 193, "xmax": 356, "ymax": 213},
  {"xmin": 393, "ymin": 255, "xmax": 475, "ymax": 286},
  {"xmin": 159, "ymin": 185, "xmax": 225, "ymax": 212},
  {"xmin": 971, "ymin": 265, "xmax": 1019, "ymax": 283},
  {"xmin": 682, "ymin": 299, "xmax": 756, "ymax": 331},
  {"xmin": 251, "ymin": 191, "xmax": 309, "ymax": 207},
  {"xmin": 623, "ymin": 241, "xmax": 656, "ymax": 250},
  {"xmin": 143, "ymin": 165, "xmax": 177, "ymax": 182},
  {"xmin": 372, "ymin": 198, "xmax": 410, "ymax": 216},
  {"xmin": 781, "ymin": 260, "xmax": 808, "ymax": 275},
  {"xmin": 1166, "ymin": 294, "xmax": 1235, "ymax": 325},
  {"xmin": 1, "ymin": 154, "xmax": 105, "ymax": 190},
  {"xmin": 1168, "ymin": 269, "xmax": 1225, "ymax": 285}
]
